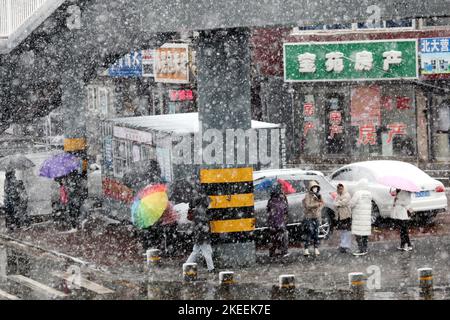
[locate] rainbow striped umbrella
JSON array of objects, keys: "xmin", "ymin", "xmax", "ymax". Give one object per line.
[{"xmin": 131, "ymin": 184, "xmax": 169, "ymax": 229}]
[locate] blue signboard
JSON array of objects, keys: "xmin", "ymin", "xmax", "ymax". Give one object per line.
[
  {"xmin": 108, "ymin": 50, "xmax": 143, "ymax": 77},
  {"xmin": 420, "ymin": 38, "xmax": 450, "ymax": 75},
  {"xmin": 103, "ymin": 136, "xmax": 113, "ymax": 170}
]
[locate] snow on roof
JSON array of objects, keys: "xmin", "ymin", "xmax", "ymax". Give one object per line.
[
  {"xmin": 347, "ymin": 160, "xmax": 430, "ymax": 179},
  {"xmin": 254, "ymin": 168, "xmax": 324, "ymax": 180},
  {"xmin": 110, "ymin": 112, "xmax": 281, "ymax": 134}
]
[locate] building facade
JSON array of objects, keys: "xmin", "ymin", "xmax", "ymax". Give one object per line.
[{"xmin": 251, "ymin": 17, "xmax": 450, "ymax": 182}]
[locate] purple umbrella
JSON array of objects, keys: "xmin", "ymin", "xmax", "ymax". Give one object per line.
[
  {"xmin": 39, "ymin": 153, "xmax": 80, "ymax": 179},
  {"xmin": 378, "ymin": 176, "xmax": 421, "ymax": 193}
]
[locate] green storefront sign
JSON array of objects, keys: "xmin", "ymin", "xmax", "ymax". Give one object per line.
[{"xmin": 284, "ymin": 40, "xmax": 418, "ymax": 82}]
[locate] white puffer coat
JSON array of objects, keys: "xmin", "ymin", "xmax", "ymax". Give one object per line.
[
  {"xmin": 350, "ymin": 179, "xmax": 372, "ymax": 236},
  {"xmin": 392, "ymin": 191, "xmax": 412, "ymax": 221}
]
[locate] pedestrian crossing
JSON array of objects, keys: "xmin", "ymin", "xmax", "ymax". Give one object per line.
[
  {"xmin": 0, "ymin": 271, "xmax": 115, "ymax": 300},
  {"xmin": 0, "ymin": 288, "xmax": 20, "ymax": 300},
  {"xmin": 8, "ymin": 275, "xmax": 69, "ymax": 299},
  {"xmin": 52, "ymin": 271, "xmax": 115, "ymax": 295}
]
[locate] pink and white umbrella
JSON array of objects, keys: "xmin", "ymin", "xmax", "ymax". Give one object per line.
[{"xmin": 378, "ymin": 176, "xmax": 421, "ymax": 193}]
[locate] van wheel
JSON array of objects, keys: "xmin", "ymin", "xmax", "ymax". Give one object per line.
[{"xmin": 371, "ymin": 202, "xmax": 381, "ymax": 226}]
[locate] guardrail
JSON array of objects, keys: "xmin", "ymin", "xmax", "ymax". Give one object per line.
[{"xmin": 0, "ymin": 0, "xmax": 47, "ymax": 38}]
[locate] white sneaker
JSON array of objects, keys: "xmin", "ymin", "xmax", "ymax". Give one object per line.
[
  {"xmin": 314, "ymin": 248, "xmax": 320, "ymax": 256},
  {"xmin": 304, "ymin": 249, "xmax": 310, "ymax": 256},
  {"xmin": 405, "ymin": 245, "xmax": 413, "ymax": 251}
]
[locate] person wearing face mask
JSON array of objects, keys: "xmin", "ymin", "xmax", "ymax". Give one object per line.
[
  {"xmin": 302, "ymin": 180, "xmax": 324, "ymax": 256},
  {"xmin": 334, "ymin": 183, "xmax": 352, "ymax": 253}
]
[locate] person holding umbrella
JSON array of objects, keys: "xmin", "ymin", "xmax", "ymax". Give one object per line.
[
  {"xmin": 39, "ymin": 153, "xmax": 83, "ymax": 230},
  {"xmin": 377, "ymin": 176, "xmax": 420, "ymax": 251},
  {"xmin": 392, "ymin": 189, "xmax": 413, "ymax": 251},
  {"xmin": 0, "ymin": 154, "xmax": 34, "ymax": 230},
  {"xmin": 4, "ymin": 171, "xmax": 20, "ymax": 230}
]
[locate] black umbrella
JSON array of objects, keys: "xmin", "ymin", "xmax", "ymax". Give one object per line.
[{"xmin": 0, "ymin": 154, "xmax": 35, "ymax": 171}]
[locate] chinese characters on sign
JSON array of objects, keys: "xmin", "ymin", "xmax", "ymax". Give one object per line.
[
  {"xmin": 284, "ymin": 40, "xmax": 418, "ymax": 81},
  {"xmin": 154, "ymin": 43, "xmax": 190, "ymax": 83},
  {"xmin": 420, "ymin": 38, "xmax": 450, "ymax": 75},
  {"xmin": 108, "ymin": 49, "xmax": 155, "ymax": 78},
  {"xmin": 298, "ymin": 53, "xmax": 316, "ymax": 73},
  {"xmin": 386, "ymin": 123, "xmax": 407, "ymax": 144},
  {"xmin": 169, "ymin": 89, "xmax": 194, "ymax": 102},
  {"xmin": 355, "ymin": 51, "xmax": 374, "ymax": 71},
  {"xmin": 303, "ymin": 103, "xmax": 315, "ymax": 117},
  {"xmin": 304, "ymin": 122, "xmax": 315, "ymax": 136},
  {"xmin": 329, "ymin": 111, "xmax": 343, "ymax": 139},
  {"xmin": 300, "ymin": 50, "xmax": 402, "ymax": 73},
  {"xmin": 358, "ymin": 124, "xmax": 377, "ymax": 145}
]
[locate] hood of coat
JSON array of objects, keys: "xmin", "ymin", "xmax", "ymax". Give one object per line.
[{"xmin": 308, "ymin": 180, "xmax": 321, "ymax": 193}]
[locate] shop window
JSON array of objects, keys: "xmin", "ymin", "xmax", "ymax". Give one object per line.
[
  {"xmin": 99, "ymin": 88, "xmax": 109, "ymax": 117},
  {"xmin": 113, "ymin": 139, "xmax": 128, "ymax": 177},
  {"xmin": 350, "ymin": 85, "xmax": 416, "ymax": 158},
  {"xmin": 141, "ymin": 144, "xmax": 156, "ymax": 161},
  {"xmin": 325, "ymin": 94, "xmax": 345, "ymax": 155},
  {"xmin": 300, "ymin": 94, "xmax": 321, "ymax": 156},
  {"xmin": 434, "ymin": 101, "xmax": 450, "ymax": 159},
  {"xmin": 87, "ymin": 87, "xmax": 97, "ymax": 111}
]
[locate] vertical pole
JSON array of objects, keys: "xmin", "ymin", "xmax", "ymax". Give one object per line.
[
  {"xmin": 418, "ymin": 267, "xmax": 433, "ymax": 300},
  {"xmin": 348, "ymin": 272, "xmax": 365, "ymax": 300},
  {"xmin": 62, "ymin": 69, "xmax": 88, "ymax": 227},
  {"xmin": 6, "ymin": 0, "xmax": 12, "ymax": 36},
  {"xmin": 196, "ymin": 28, "xmax": 256, "ymax": 268},
  {"xmin": 183, "ymin": 263, "xmax": 198, "ymax": 282}
]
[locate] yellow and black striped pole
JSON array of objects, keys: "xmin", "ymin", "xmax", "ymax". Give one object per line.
[
  {"xmin": 200, "ymin": 167, "xmax": 256, "ymax": 267},
  {"xmin": 348, "ymin": 272, "xmax": 366, "ymax": 300},
  {"xmin": 418, "ymin": 267, "xmax": 433, "ymax": 299}
]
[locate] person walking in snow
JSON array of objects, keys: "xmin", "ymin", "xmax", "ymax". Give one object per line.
[
  {"xmin": 334, "ymin": 183, "xmax": 352, "ymax": 253},
  {"xmin": 267, "ymin": 183, "xmax": 289, "ymax": 258},
  {"xmin": 350, "ymin": 179, "xmax": 373, "ymax": 256},
  {"xmin": 302, "ymin": 180, "xmax": 324, "ymax": 256},
  {"xmin": 185, "ymin": 193, "xmax": 215, "ymax": 273},
  {"xmin": 392, "ymin": 189, "xmax": 413, "ymax": 251}
]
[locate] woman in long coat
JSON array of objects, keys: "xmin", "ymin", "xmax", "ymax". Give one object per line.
[
  {"xmin": 334, "ymin": 183, "xmax": 352, "ymax": 253},
  {"xmin": 349, "ymin": 179, "xmax": 372, "ymax": 256},
  {"xmin": 267, "ymin": 183, "xmax": 289, "ymax": 258}
]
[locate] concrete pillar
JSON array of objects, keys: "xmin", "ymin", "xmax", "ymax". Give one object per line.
[
  {"xmin": 416, "ymin": 89, "xmax": 429, "ymax": 164},
  {"xmin": 61, "ymin": 74, "xmax": 88, "ymax": 220},
  {"xmin": 196, "ymin": 28, "xmax": 256, "ymax": 268}
]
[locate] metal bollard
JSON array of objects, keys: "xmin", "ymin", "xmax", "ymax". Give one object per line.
[
  {"xmin": 279, "ymin": 274, "xmax": 295, "ymax": 290},
  {"xmin": 145, "ymin": 249, "xmax": 161, "ymax": 267},
  {"xmin": 418, "ymin": 267, "xmax": 433, "ymax": 299},
  {"xmin": 183, "ymin": 263, "xmax": 198, "ymax": 282},
  {"xmin": 219, "ymin": 271, "xmax": 235, "ymax": 286},
  {"xmin": 348, "ymin": 272, "xmax": 365, "ymax": 300}
]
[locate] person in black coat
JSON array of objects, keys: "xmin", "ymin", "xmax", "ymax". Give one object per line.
[
  {"xmin": 4, "ymin": 171, "xmax": 20, "ymax": 230},
  {"xmin": 185, "ymin": 193, "xmax": 215, "ymax": 272}
]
